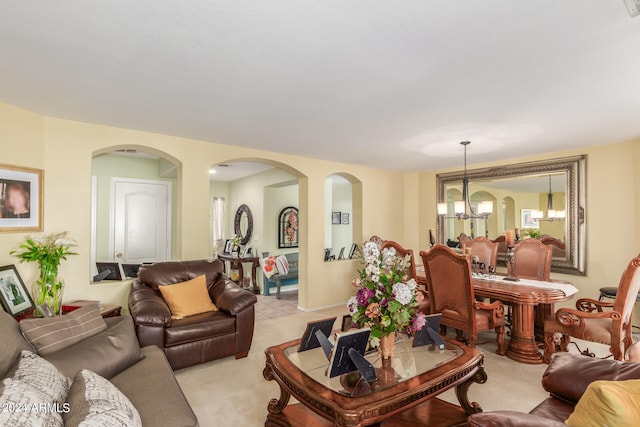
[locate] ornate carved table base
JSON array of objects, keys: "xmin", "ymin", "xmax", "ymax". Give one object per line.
[{"xmin": 263, "ymin": 339, "xmax": 486, "ymax": 427}]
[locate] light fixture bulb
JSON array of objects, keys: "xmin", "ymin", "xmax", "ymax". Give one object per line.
[
  {"xmin": 479, "ymin": 201, "xmax": 493, "ymax": 214},
  {"xmin": 209, "ymin": 168, "xmax": 216, "ymax": 174},
  {"xmin": 454, "ymin": 201, "xmax": 465, "ymax": 214},
  {"xmin": 437, "ymin": 203, "xmax": 448, "ymax": 215}
]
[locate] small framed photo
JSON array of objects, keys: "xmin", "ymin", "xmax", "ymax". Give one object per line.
[
  {"xmin": 0, "ymin": 265, "xmax": 35, "ymax": 318},
  {"xmin": 331, "ymin": 212, "xmax": 341, "ymax": 225},
  {"xmin": 223, "ymin": 239, "xmax": 233, "ymax": 255},
  {"xmin": 298, "ymin": 317, "xmax": 337, "ymax": 352},
  {"xmin": 0, "ymin": 164, "xmax": 44, "ymax": 233},
  {"xmin": 341, "ymin": 213, "xmax": 350, "ymax": 225},
  {"xmin": 521, "ymin": 209, "xmax": 540, "ymax": 229}
]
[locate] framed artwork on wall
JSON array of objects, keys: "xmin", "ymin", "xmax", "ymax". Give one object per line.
[
  {"xmin": 331, "ymin": 211, "xmax": 341, "ymax": 225},
  {"xmin": 521, "ymin": 209, "xmax": 540, "ymax": 229},
  {"xmin": 0, "ymin": 264, "xmax": 35, "ymax": 318},
  {"xmin": 278, "ymin": 206, "xmax": 299, "ymax": 249},
  {"xmin": 341, "ymin": 213, "xmax": 349, "ymax": 225},
  {"xmin": 0, "ymin": 164, "xmax": 43, "ymax": 233}
]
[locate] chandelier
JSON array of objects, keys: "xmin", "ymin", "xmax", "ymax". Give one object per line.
[
  {"xmin": 437, "ymin": 141, "xmax": 493, "ymax": 223},
  {"xmin": 533, "ymin": 175, "xmax": 565, "ymax": 222}
]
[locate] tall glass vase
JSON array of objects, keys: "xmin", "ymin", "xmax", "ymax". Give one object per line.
[
  {"xmin": 378, "ymin": 332, "xmax": 396, "ymax": 363},
  {"xmin": 33, "ymin": 262, "xmax": 65, "ymax": 316}
]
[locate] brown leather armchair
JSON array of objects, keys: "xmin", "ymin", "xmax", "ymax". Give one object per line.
[
  {"xmin": 128, "ymin": 260, "xmax": 257, "ymax": 370},
  {"xmin": 467, "ymin": 352, "xmax": 640, "ymax": 426}
]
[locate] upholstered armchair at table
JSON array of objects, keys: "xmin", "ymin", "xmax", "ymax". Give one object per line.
[
  {"xmin": 512, "ymin": 238, "xmax": 552, "ymax": 281},
  {"xmin": 543, "ymin": 254, "xmax": 640, "ymax": 363},
  {"xmin": 128, "ymin": 259, "xmax": 257, "ymax": 370},
  {"xmin": 461, "ymin": 236, "xmax": 498, "ymax": 268},
  {"xmin": 420, "ymin": 245, "xmax": 506, "ymax": 355}
]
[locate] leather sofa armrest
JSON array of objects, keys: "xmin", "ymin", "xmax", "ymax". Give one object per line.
[
  {"xmin": 468, "ymin": 411, "xmax": 566, "ymax": 427},
  {"xmin": 128, "ymin": 281, "xmax": 172, "ymax": 328},
  {"xmin": 211, "ymin": 279, "xmax": 257, "ymax": 316},
  {"xmin": 542, "ymin": 352, "xmax": 640, "ymax": 404}
]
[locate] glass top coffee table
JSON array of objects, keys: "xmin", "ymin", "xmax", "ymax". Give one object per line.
[{"xmin": 263, "ymin": 334, "xmax": 486, "ymax": 426}]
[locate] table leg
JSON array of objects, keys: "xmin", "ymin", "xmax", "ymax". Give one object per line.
[
  {"xmin": 535, "ymin": 303, "xmax": 554, "ymax": 342},
  {"xmin": 251, "ymin": 260, "xmax": 260, "ymax": 294},
  {"xmin": 455, "ymin": 363, "xmax": 487, "ymax": 415},
  {"xmin": 263, "ymin": 365, "xmax": 290, "ymax": 416},
  {"xmin": 237, "ymin": 262, "xmax": 245, "ymax": 287},
  {"xmin": 506, "ymin": 303, "xmax": 544, "ymax": 364}
]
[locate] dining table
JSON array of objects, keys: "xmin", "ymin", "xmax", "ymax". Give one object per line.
[{"xmin": 416, "ymin": 266, "xmax": 578, "ymax": 364}]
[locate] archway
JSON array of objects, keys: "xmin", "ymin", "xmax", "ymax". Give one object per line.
[
  {"xmin": 209, "ymin": 158, "xmax": 307, "ymax": 305},
  {"xmin": 90, "ymin": 145, "xmax": 181, "ymax": 280},
  {"xmin": 323, "ymin": 173, "xmax": 363, "ymax": 261}
]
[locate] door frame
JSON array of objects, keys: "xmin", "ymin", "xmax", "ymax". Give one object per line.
[{"xmin": 109, "ymin": 177, "xmax": 173, "ymax": 262}]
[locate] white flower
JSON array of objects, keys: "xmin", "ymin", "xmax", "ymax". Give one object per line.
[
  {"xmin": 392, "ymin": 282, "xmax": 413, "ymax": 305},
  {"xmin": 347, "ymin": 296, "xmax": 358, "ymax": 314},
  {"xmin": 405, "ymin": 278, "xmax": 417, "ymax": 290}
]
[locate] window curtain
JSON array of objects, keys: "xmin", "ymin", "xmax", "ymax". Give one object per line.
[{"xmin": 212, "ymin": 196, "xmax": 225, "ymax": 245}]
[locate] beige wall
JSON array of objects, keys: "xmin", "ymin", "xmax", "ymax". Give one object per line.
[
  {"xmin": 0, "ymin": 102, "xmax": 404, "ymax": 312},
  {"xmin": 4, "ymin": 100, "xmax": 639, "ymax": 314},
  {"xmin": 419, "ymin": 140, "xmax": 640, "ymax": 308}
]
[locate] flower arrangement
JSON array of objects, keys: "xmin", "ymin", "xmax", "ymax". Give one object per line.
[
  {"xmin": 11, "ymin": 231, "xmax": 77, "ymax": 315},
  {"xmin": 230, "ymin": 234, "xmax": 242, "ymax": 249},
  {"xmin": 285, "ymin": 209, "xmax": 297, "ymax": 243},
  {"xmin": 347, "ymin": 241, "xmax": 425, "ymax": 348}
]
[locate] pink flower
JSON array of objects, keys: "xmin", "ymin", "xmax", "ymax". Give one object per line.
[
  {"xmin": 365, "ymin": 303, "xmax": 381, "ymax": 319},
  {"xmin": 412, "ymin": 312, "xmax": 427, "ymax": 331}
]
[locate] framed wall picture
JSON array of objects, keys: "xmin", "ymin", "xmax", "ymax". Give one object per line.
[
  {"xmin": 341, "ymin": 213, "xmax": 349, "ymax": 225},
  {"xmin": 278, "ymin": 206, "xmax": 299, "ymax": 249},
  {"xmin": 0, "ymin": 164, "xmax": 44, "ymax": 232},
  {"xmin": 0, "ymin": 264, "xmax": 35, "ymax": 318},
  {"xmin": 521, "ymin": 209, "xmax": 540, "ymax": 229},
  {"xmin": 331, "ymin": 211, "xmax": 341, "ymax": 225}
]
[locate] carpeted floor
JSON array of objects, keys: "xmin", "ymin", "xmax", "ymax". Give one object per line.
[{"xmin": 174, "ymin": 298, "xmax": 616, "ymax": 427}]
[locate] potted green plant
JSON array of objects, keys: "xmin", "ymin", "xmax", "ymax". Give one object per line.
[{"xmin": 11, "ymin": 231, "xmax": 77, "ymax": 316}]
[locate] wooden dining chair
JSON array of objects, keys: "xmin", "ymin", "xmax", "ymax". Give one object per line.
[
  {"xmin": 420, "ymin": 245, "xmax": 506, "ymax": 355},
  {"xmin": 461, "ymin": 237, "xmax": 498, "ymax": 268},
  {"xmin": 458, "ymin": 233, "xmax": 472, "ymax": 247},
  {"xmin": 380, "ymin": 240, "xmax": 417, "ymax": 279},
  {"xmin": 512, "ymin": 239, "xmax": 552, "ymax": 281},
  {"xmin": 543, "ymin": 254, "xmax": 640, "ymax": 362}
]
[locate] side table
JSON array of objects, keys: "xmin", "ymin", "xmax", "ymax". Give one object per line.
[{"xmin": 218, "ymin": 254, "xmax": 261, "ymax": 294}]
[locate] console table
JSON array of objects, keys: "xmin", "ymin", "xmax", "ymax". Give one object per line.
[
  {"xmin": 264, "ymin": 335, "xmax": 485, "ymax": 426},
  {"xmin": 218, "ymin": 254, "xmax": 260, "ymax": 294}
]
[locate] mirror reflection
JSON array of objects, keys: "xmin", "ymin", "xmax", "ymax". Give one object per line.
[
  {"xmin": 437, "ymin": 155, "xmax": 586, "ymax": 276},
  {"xmin": 442, "ymin": 173, "xmax": 567, "ymax": 259}
]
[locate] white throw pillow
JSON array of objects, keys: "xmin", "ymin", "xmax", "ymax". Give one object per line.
[{"xmin": 276, "ymin": 255, "xmax": 289, "ymax": 275}]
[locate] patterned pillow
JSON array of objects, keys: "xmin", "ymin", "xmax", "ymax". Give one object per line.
[
  {"xmin": 64, "ymin": 369, "xmax": 142, "ymax": 427},
  {"xmin": 0, "ymin": 350, "xmax": 70, "ymax": 427},
  {"xmin": 20, "ymin": 304, "xmax": 107, "ymax": 355},
  {"xmin": 261, "ymin": 256, "xmax": 278, "ymax": 279},
  {"xmin": 275, "ymin": 255, "xmax": 289, "ymax": 275}
]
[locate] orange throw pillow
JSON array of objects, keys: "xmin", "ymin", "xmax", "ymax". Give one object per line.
[{"xmin": 158, "ymin": 275, "xmax": 217, "ymax": 319}]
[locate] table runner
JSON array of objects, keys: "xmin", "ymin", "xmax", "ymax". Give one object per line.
[{"xmin": 472, "ymin": 274, "xmax": 578, "ymax": 297}]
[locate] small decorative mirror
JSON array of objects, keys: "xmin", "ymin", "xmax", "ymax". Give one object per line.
[{"xmin": 234, "ymin": 204, "xmax": 253, "ymax": 245}]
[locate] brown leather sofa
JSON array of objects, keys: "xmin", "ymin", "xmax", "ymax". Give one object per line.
[
  {"xmin": 129, "ymin": 259, "xmax": 257, "ymax": 370},
  {"xmin": 467, "ymin": 352, "xmax": 640, "ymax": 426}
]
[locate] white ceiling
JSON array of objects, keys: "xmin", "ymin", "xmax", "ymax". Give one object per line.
[{"xmin": 1, "ymin": 1, "xmax": 640, "ymax": 171}]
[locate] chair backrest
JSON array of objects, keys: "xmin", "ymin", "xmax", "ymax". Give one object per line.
[
  {"xmin": 458, "ymin": 233, "xmax": 472, "ymax": 246},
  {"xmin": 493, "ymin": 235, "xmax": 507, "ymax": 256},
  {"xmin": 613, "ymin": 255, "xmax": 640, "ymax": 328},
  {"xmin": 381, "ymin": 240, "xmax": 417, "ymax": 279},
  {"xmin": 538, "ymin": 235, "xmax": 566, "ymax": 258},
  {"xmin": 420, "ymin": 245, "xmax": 475, "ymax": 334},
  {"xmin": 461, "ymin": 237, "xmax": 498, "ymax": 267},
  {"xmin": 512, "ymin": 239, "xmax": 552, "ymax": 281}
]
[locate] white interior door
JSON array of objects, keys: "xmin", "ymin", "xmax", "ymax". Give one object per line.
[{"xmin": 111, "ymin": 178, "xmax": 171, "ymax": 263}]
